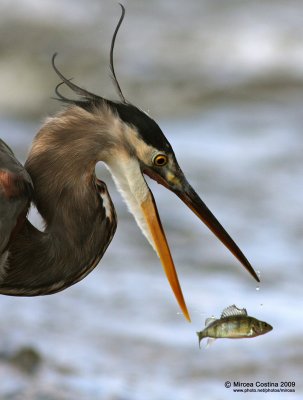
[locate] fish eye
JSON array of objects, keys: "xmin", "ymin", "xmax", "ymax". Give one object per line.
[{"xmin": 153, "ymin": 153, "xmax": 168, "ymax": 167}]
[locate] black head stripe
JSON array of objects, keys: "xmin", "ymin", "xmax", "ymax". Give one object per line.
[{"xmin": 112, "ymin": 103, "xmax": 172, "ymax": 151}]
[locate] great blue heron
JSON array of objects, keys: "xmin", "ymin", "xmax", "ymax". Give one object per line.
[{"xmin": 0, "ymin": 5, "xmax": 259, "ymax": 322}]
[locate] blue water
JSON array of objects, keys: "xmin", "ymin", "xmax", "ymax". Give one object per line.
[
  {"xmin": 1, "ymin": 99, "xmax": 302, "ymax": 399},
  {"xmin": 1, "ymin": 0, "xmax": 303, "ymax": 399}
]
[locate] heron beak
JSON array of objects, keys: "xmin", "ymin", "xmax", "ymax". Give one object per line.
[
  {"xmin": 141, "ymin": 190, "xmax": 191, "ymax": 322},
  {"xmin": 174, "ymin": 183, "xmax": 259, "ymax": 282},
  {"xmin": 144, "ymin": 168, "xmax": 260, "ymax": 283}
]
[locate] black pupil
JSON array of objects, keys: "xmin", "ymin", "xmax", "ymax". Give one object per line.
[{"xmin": 156, "ymin": 156, "xmax": 166, "ymax": 165}]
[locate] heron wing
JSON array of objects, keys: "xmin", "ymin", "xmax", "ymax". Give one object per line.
[{"xmin": 0, "ymin": 139, "xmax": 33, "ymax": 255}]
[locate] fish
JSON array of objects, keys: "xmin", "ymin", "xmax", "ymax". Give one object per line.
[{"xmin": 196, "ymin": 305, "xmax": 273, "ymax": 348}]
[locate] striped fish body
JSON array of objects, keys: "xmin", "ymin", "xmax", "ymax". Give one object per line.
[
  {"xmin": 199, "ymin": 315, "xmax": 264, "ymax": 340},
  {"xmin": 196, "ymin": 305, "xmax": 272, "ymax": 347}
]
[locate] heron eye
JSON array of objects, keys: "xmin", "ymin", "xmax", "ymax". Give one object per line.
[{"xmin": 153, "ymin": 154, "xmax": 168, "ymax": 167}]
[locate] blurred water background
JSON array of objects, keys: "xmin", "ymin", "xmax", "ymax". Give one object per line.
[{"xmin": 0, "ymin": 0, "xmax": 303, "ymax": 399}]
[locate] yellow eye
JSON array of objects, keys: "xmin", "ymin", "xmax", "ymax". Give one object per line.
[{"xmin": 153, "ymin": 154, "xmax": 168, "ymax": 167}]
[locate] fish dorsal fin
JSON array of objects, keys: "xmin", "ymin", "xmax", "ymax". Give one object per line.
[
  {"xmin": 205, "ymin": 316, "xmax": 217, "ymax": 327},
  {"xmin": 221, "ymin": 305, "xmax": 247, "ymax": 318}
]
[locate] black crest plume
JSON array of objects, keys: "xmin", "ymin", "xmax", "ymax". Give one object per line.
[
  {"xmin": 52, "ymin": 3, "xmax": 127, "ymax": 105},
  {"xmin": 110, "ymin": 4, "xmax": 127, "ymax": 103},
  {"xmin": 52, "ymin": 54, "xmax": 103, "ymax": 105}
]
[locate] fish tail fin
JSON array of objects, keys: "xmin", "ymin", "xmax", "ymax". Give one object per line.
[{"xmin": 196, "ymin": 331, "xmax": 205, "ymax": 349}]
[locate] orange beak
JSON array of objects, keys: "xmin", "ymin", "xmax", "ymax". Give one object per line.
[
  {"xmin": 142, "ymin": 165, "xmax": 259, "ymax": 322},
  {"xmin": 144, "ymin": 167, "xmax": 259, "ymax": 284},
  {"xmin": 141, "ymin": 190, "xmax": 191, "ymax": 322}
]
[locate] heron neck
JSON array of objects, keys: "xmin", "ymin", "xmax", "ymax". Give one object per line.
[
  {"xmin": 26, "ymin": 106, "xmax": 117, "ymax": 224},
  {"xmin": 1, "ymin": 106, "xmax": 117, "ymax": 295}
]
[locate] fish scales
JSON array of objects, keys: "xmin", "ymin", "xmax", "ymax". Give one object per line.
[
  {"xmin": 204, "ymin": 316, "xmax": 254, "ymax": 338},
  {"xmin": 196, "ymin": 305, "xmax": 272, "ymax": 348}
]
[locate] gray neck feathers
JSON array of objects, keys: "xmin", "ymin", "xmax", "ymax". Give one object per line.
[{"xmin": 1, "ymin": 105, "xmax": 118, "ymax": 295}]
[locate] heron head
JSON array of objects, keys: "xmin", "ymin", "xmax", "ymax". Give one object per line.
[{"xmin": 103, "ymin": 102, "xmax": 259, "ymax": 322}]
